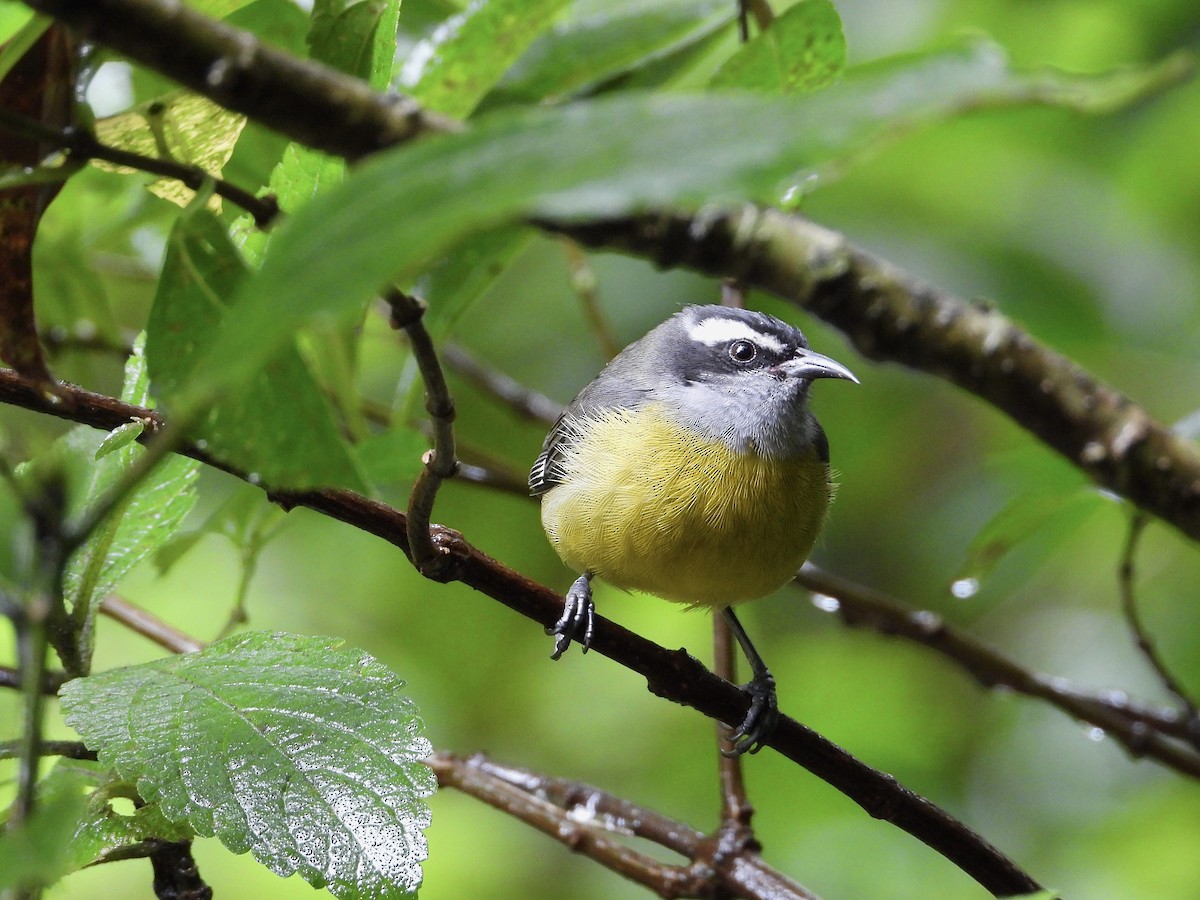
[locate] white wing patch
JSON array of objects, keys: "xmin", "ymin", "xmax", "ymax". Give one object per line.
[{"xmin": 686, "ymin": 316, "xmax": 786, "ymax": 353}]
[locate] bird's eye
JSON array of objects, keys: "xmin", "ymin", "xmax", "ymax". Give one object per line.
[{"xmin": 729, "ymin": 340, "xmax": 757, "ymax": 363}]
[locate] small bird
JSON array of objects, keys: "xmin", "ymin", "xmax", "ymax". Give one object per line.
[{"xmin": 530, "ymin": 304, "xmax": 857, "ymax": 754}]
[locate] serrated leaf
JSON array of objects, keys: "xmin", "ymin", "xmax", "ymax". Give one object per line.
[
  {"xmin": 37, "ymin": 758, "xmax": 193, "ymax": 871},
  {"xmin": 146, "ymin": 209, "xmax": 367, "ymax": 491},
  {"xmin": 185, "ymin": 43, "xmax": 1186, "ymax": 405},
  {"xmin": 398, "ymin": 0, "xmax": 570, "ymax": 119},
  {"xmin": 710, "ymin": 0, "xmax": 845, "ymax": 94},
  {"xmin": 62, "ymin": 334, "xmax": 201, "ymax": 669},
  {"xmin": 491, "ymin": 0, "xmax": 734, "ymax": 103},
  {"xmin": 60, "ymin": 632, "xmax": 436, "ymax": 899}
]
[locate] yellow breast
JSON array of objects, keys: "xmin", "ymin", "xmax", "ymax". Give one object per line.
[{"xmin": 540, "ymin": 405, "xmax": 830, "ymax": 607}]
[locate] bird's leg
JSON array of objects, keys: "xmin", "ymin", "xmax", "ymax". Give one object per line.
[
  {"xmin": 720, "ymin": 606, "xmax": 779, "ymax": 756},
  {"xmin": 549, "ymin": 571, "xmax": 596, "ymax": 660}
]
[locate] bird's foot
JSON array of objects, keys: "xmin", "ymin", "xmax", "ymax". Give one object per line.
[
  {"xmin": 549, "ymin": 573, "xmax": 595, "ymax": 660},
  {"xmin": 723, "ymin": 670, "xmax": 779, "ymax": 757}
]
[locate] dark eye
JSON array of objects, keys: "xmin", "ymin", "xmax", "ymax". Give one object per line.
[{"xmin": 729, "ymin": 340, "xmax": 757, "ymax": 363}]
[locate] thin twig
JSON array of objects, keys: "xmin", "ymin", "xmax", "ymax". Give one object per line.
[
  {"xmin": 1118, "ymin": 513, "xmax": 1200, "ymax": 729},
  {"xmin": 0, "ymin": 107, "xmax": 279, "ymax": 228},
  {"xmin": 100, "ymin": 595, "xmax": 204, "ymax": 655},
  {"xmin": 796, "ymin": 564, "xmax": 1200, "ymax": 776},
  {"xmin": 442, "ymin": 342, "xmax": 562, "ymax": 425},
  {"xmin": 428, "ymin": 751, "xmax": 819, "ymax": 900},
  {"xmin": 386, "ymin": 289, "xmax": 460, "ymax": 579},
  {"xmin": 560, "ymin": 240, "xmax": 621, "ymax": 360},
  {"xmin": 0, "ymin": 738, "xmax": 96, "ymax": 760}
]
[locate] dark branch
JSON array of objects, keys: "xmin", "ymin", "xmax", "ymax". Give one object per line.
[
  {"xmin": 797, "ymin": 564, "xmax": 1200, "ymax": 777},
  {"xmin": 428, "ymin": 751, "xmax": 818, "ymax": 900},
  {"xmin": 0, "ymin": 366, "xmax": 1040, "ymax": 897},
  {"xmin": 550, "ymin": 209, "xmax": 1200, "ymax": 546},
  {"xmin": 0, "ymin": 107, "xmax": 279, "ymax": 228},
  {"xmin": 16, "ymin": 0, "xmax": 459, "ymax": 162}
]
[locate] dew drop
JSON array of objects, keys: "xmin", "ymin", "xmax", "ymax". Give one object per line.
[
  {"xmin": 247, "ymin": 472, "xmax": 261, "ymax": 485},
  {"xmin": 810, "ymin": 593, "xmax": 840, "ymax": 613},
  {"xmin": 950, "ymin": 577, "xmax": 979, "ymax": 600},
  {"xmin": 1085, "ymin": 726, "xmax": 1106, "ymax": 742}
]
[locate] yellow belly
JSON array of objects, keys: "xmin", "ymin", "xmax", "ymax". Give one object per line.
[{"xmin": 540, "ymin": 406, "xmax": 830, "ymax": 607}]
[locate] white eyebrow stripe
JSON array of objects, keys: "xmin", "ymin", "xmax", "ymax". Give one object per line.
[{"xmin": 686, "ymin": 317, "xmax": 786, "ymax": 353}]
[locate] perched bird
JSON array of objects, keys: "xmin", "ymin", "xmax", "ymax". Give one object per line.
[{"xmin": 530, "ymin": 304, "xmax": 857, "ymax": 754}]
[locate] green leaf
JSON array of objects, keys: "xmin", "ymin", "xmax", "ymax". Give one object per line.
[
  {"xmin": 951, "ymin": 485, "xmax": 1099, "ymax": 598},
  {"xmin": 94, "ymin": 421, "xmax": 145, "ymax": 459},
  {"xmin": 413, "ymin": 224, "xmax": 533, "ymax": 335},
  {"xmin": 37, "ymin": 758, "xmax": 193, "ymax": 871},
  {"xmin": 310, "ymin": 0, "xmax": 401, "ymax": 89},
  {"xmin": 61, "ymin": 334, "xmax": 201, "ymax": 669},
  {"xmin": 491, "ymin": 0, "xmax": 735, "ymax": 103},
  {"xmin": 146, "ymin": 209, "xmax": 367, "ymax": 491},
  {"xmin": 187, "ymin": 43, "xmax": 1185, "ymax": 404},
  {"xmin": 92, "ymin": 91, "xmax": 247, "ymax": 210},
  {"xmin": 709, "ymin": 0, "xmax": 845, "ymax": 94},
  {"xmin": 0, "ymin": 779, "xmax": 86, "ymax": 891},
  {"xmin": 153, "ymin": 480, "xmax": 286, "ymax": 578},
  {"xmin": 398, "ymin": 0, "xmax": 571, "ymax": 119},
  {"xmin": 60, "ymin": 632, "xmax": 435, "ymax": 899},
  {"xmin": 355, "ymin": 425, "xmax": 430, "ymax": 494}
]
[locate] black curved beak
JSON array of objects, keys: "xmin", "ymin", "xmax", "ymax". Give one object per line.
[{"xmin": 782, "ymin": 348, "xmax": 859, "ymax": 384}]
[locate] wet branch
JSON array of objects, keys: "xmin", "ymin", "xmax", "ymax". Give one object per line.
[
  {"xmin": 796, "ymin": 563, "xmax": 1200, "ymax": 775},
  {"xmin": 552, "ymin": 208, "xmax": 1200, "ymax": 546},
  {"xmin": 427, "ymin": 751, "xmax": 818, "ymax": 900},
  {"xmin": 0, "ymin": 365, "xmax": 1041, "ymax": 897}
]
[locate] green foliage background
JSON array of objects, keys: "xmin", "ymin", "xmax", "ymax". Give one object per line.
[{"xmin": 2, "ymin": 0, "xmax": 1200, "ymax": 897}]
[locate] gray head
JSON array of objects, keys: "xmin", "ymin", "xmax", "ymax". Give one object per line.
[{"xmin": 594, "ymin": 304, "xmax": 858, "ymax": 458}]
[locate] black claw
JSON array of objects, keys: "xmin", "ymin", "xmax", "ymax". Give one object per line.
[
  {"xmin": 723, "ymin": 671, "xmax": 779, "ymax": 757},
  {"xmin": 548, "ymin": 573, "xmax": 595, "ymax": 660}
]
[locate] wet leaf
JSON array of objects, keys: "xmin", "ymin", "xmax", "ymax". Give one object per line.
[
  {"xmin": 710, "ymin": 0, "xmax": 845, "ymax": 94},
  {"xmin": 952, "ymin": 484, "xmax": 1100, "ymax": 594},
  {"xmin": 60, "ymin": 632, "xmax": 436, "ymax": 899},
  {"xmin": 36, "ymin": 758, "xmax": 193, "ymax": 871}
]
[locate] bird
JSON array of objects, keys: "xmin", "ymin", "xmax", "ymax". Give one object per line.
[{"xmin": 529, "ymin": 304, "xmax": 858, "ymax": 754}]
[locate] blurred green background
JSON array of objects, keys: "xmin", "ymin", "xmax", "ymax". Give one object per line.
[{"xmin": 3, "ymin": 0, "xmax": 1200, "ymax": 897}]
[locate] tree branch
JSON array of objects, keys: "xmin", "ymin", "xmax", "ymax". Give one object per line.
[
  {"xmin": 796, "ymin": 564, "xmax": 1200, "ymax": 776},
  {"xmin": 428, "ymin": 751, "xmax": 818, "ymax": 900},
  {"xmin": 551, "ymin": 208, "xmax": 1200, "ymax": 546},
  {"xmin": 16, "ymin": 0, "xmax": 459, "ymax": 162},
  {"xmin": 21, "ymin": 0, "xmax": 1200, "ymax": 547},
  {"xmin": 0, "ymin": 365, "xmax": 1040, "ymax": 897}
]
